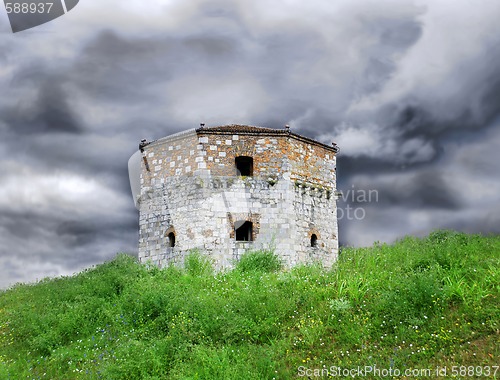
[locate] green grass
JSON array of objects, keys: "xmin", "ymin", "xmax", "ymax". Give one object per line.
[{"xmin": 0, "ymin": 230, "xmax": 499, "ymax": 379}]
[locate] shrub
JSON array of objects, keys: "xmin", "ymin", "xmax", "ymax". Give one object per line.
[
  {"xmin": 184, "ymin": 250, "xmax": 214, "ymax": 276},
  {"xmin": 236, "ymin": 250, "xmax": 282, "ymax": 273}
]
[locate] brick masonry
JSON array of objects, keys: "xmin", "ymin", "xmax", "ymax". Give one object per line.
[{"xmin": 136, "ymin": 125, "xmax": 339, "ymax": 269}]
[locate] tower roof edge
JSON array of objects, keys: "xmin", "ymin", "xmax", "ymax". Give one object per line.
[{"xmin": 196, "ymin": 124, "xmax": 339, "ymax": 153}]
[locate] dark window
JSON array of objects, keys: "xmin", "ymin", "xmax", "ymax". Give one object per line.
[
  {"xmin": 168, "ymin": 232, "xmax": 176, "ymax": 247},
  {"xmin": 310, "ymin": 234, "xmax": 318, "ymax": 247},
  {"xmin": 235, "ymin": 156, "xmax": 253, "ymax": 176},
  {"xmin": 235, "ymin": 221, "xmax": 253, "ymax": 241}
]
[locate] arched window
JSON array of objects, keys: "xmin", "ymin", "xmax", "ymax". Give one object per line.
[
  {"xmin": 235, "ymin": 221, "xmax": 253, "ymax": 241},
  {"xmin": 310, "ymin": 234, "xmax": 318, "ymax": 247},
  {"xmin": 235, "ymin": 156, "xmax": 253, "ymax": 176},
  {"xmin": 168, "ymin": 232, "xmax": 176, "ymax": 247}
]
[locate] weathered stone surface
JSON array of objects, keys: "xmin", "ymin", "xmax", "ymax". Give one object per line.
[{"xmin": 138, "ymin": 125, "xmax": 339, "ymax": 270}]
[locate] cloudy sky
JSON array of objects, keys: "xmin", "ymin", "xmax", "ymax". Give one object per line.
[{"xmin": 1, "ymin": 0, "xmax": 499, "ymax": 289}]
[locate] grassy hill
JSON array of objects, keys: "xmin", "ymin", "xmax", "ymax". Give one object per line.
[{"xmin": 1, "ymin": 230, "xmax": 499, "ymax": 379}]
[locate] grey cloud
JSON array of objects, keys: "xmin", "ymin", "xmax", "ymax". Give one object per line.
[
  {"xmin": 378, "ymin": 18, "xmax": 422, "ymax": 48},
  {"xmin": 337, "ymin": 169, "xmax": 462, "ymax": 213},
  {"xmin": 4, "ymin": 72, "xmax": 84, "ymax": 134},
  {"xmin": 389, "ymin": 54, "xmax": 500, "ymax": 144},
  {"xmin": 1, "ymin": 0, "xmax": 499, "ymax": 288},
  {"xmin": 0, "ymin": 208, "xmax": 137, "ymax": 266},
  {"xmin": 361, "ymin": 57, "xmax": 397, "ymax": 94},
  {"xmin": 443, "ymin": 209, "xmax": 500, "ymax": 236},
  {"xmin": 337, "ymin": 156, "xmax": 421, "ymax": 178},
  {"xmin": 0, "ymin": 126, "xmax": 141, "ymax": 200},
  {"xmin": 359, "ymin": 17, "xmax": 423, "ymax": 94},
  {"xmin": 56, "ymin": 220, "xmax": 106, "ymax": 248},
  {"xmin": 55, "ymin": 216, "xmax": 138, "ymax": 251},
  {"xmin": 376, "ymin": 171, "xmax": 462, "ymax": 210},
  {"xmin": 183, "ymin": 35, "xmax": 239, "ymax": 59},
  {"xmin": 70, "ymin": 30, "xmax": 241, "ymax": 102},
  {"xmin": 63, "ymin": 0, "xmax": 424, "ymax": 130}
]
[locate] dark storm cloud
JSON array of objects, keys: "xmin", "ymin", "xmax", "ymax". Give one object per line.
[
  {"xmin": 358, "ymin": 18, "xmax": 422, "ymax": 94},
  {"xmin": 73, "ymin": 31, "xmax": 176, "ymax": 100},
  {"xmin": 435, "ymin": 206, "xmax": 500, "ymax": 236},
  {"xmin": 55, "ymin": 217, "xmax": 138, "ymax": 252},
  {"xmin": 0, "ymin": 13, "xmax": 11, "ymax": 33},
  {"xmin": 0, "ymin": 207, "xmax": 137, "ymax": 266},
  {"xmin": 69, "ymin": 29, "xmax": 240, "ymax": 101},
  {"xmin": 389, "ymin": 74, "xmax": 500, "ymax": 142},
  {"xmin": 378, "ymin": 18, "xmax": 422, "ymax": 48},
  {"xmin": 0, "ymin": 131, "xmax": 136, "ymax": 205},
  {"xmin": 56, "ymin": 220, "xmax": 109, "ymax": 247},
  {"xmin": 0, "ymin": 45, "xmax": 7, "ymax": 61},
  {"xmin": 337, "ymin": 156, "xmax": 422, "ymax": 177},
  {"xmin": 3, "ymin": 72, "xmax": 83, "ymax": 134},
  {"xmin": 5, "ymin": 0, "xmax": 427, "ymax": 141},
  {"xmin": 328, "ymin": 69, "xmax": 500, "ymax": 175},
  {"xmin": 1, "ymin": 0, "xmax": 499, "ymax": 289},
  {"xmin": 57, "ymin": 0, "xmax": 425, "ymax": 134},
  {"xmin": 377, "ymin": 51, "xmax": 500, "ymax": 158},
  {"xmin": 344, "ymin": 170, "xmax": 462, "ymax": 210}
]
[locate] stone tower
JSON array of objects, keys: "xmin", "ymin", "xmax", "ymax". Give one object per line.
[{"xmin": 129, "ymin": 124, "xmax": 339, "ymax": 269}]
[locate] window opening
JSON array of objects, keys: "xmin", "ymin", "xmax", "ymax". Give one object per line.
[
  {"xmin": 235, "ymin": 221, "xmax": 253, "ymax": 241},
  {"xmin": 235, "ymin": 156, "xmax": 253, "ymax": 176},
  {"xmin": 168, "ymin": 232, "xmax": 176, "ymax": 247},
  {"xmin": 310, "ymin": 234, "xmax": 318, "ymax": 247}
]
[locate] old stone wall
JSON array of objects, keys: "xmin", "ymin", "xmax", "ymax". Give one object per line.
[{"xmin": 138, "ymin": 126, "xmax": 338, "ymax": 270}]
